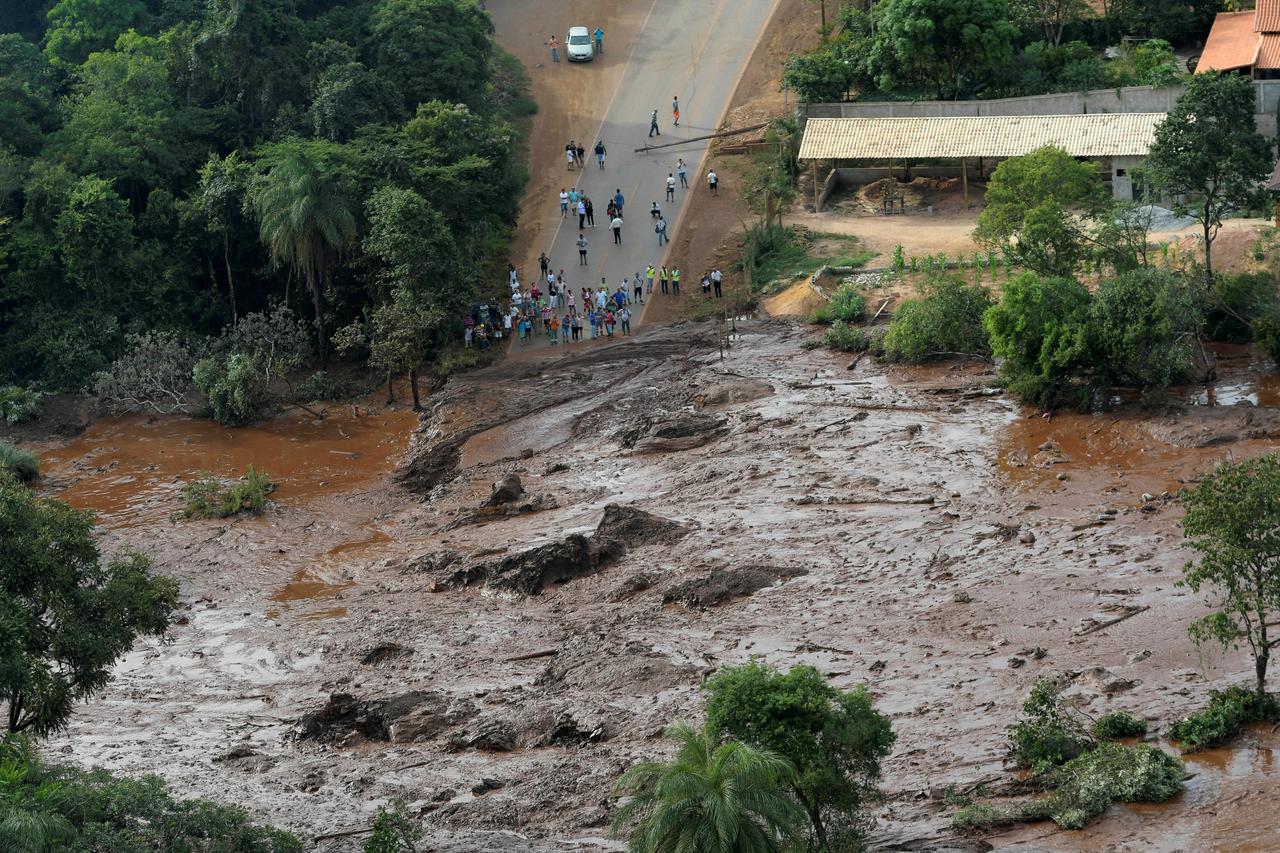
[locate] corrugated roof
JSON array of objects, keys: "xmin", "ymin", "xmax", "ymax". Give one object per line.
[
  {"xmin": 1199, "ymin": 11, "xmax": 1260, "ymax": 71},
  {"xmin": 797, "ymin": 114, "xmax": 1165, "ymax": 161},
  {"xmin": 1257, "ymin": 33, "xmax": 1280, "ymax": 68},
  {"xmin": 1256, "ymin": 0, "xmax": 1280, "ymax": 32}
]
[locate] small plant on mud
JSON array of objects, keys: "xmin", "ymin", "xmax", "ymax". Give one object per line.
[
  {"xmin": 181, "ymin": 466, "xmax": 272, "ymax": 519},
  {"xmin": 1169, "ymin": 686, "xmax": 1280, "ymax": 751},
  {"xmin": 891, "ymin": 244, "xmax": 906, "ymax": 277},
  {"xmin": 824, "ymin": 321, "xmax": 870, "ymax": 353},
  {"xmin": 1009, "ymin": 677, "xmax": 1093, "ymax": 772},
  {"xmin": 1091, "ymin": 711, "xmax": 1148, "ymax": 740},
  {"xmin": 882, "ymin": 276, "xmax": 990, "ymax": 363},
  {"xmin": 0, "ymin": 441, "xmax": 40, "ymax": 483},
  {"xmin": 363, "ymin": 801, "xmax": 421, "ymax": 853},
  {"xmin": 0, "ymin": 386, "xmax": 41, "ymax": 424},
  {"xmin": 829, "ymin": 284, "xmax": 867, "ymax": 323},
  {"xmin": 809, "ymin": 304, "xmax": 835, "ymax": 325}
]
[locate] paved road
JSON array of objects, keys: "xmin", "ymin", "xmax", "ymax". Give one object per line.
[{"xmin": 525, "ymin": 0, "xmax": 779, "ymax": 340}]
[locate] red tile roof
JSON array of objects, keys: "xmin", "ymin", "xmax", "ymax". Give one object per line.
[
  {"xmin": 1258, "ymin": 33, "xmax": 1280, "ymax": 69},
  {"xmin": 1256, "ymin": 0, "xmax": 1280, "ymax": 33},
  {"xmin": 1199, "ymin": 11, "xmax": 1260, "ymax": 72}
]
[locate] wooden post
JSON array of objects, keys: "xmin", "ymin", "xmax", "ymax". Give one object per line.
[{"xmin": 961, "ymin": 158, "xmax": 969, "ymax": 209}]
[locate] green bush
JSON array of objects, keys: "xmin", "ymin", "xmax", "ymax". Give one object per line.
[
  {"xmin": 955, "ymin": 743, "xmax": 1183, "ymax": 832},
  {"xmin": 809, "ymin": 304, "xmax": 834, "ymax": 325},
  {"xmin": 181, "ymin": 466, "xmax": 271, "ymax": 519},
  {"xmin": 1089, "ymin": 267, "xmax": 1201, "ymax": 389},
  {"xmin": 293, "ymin": 370, "xmax": 357, "ymax": 401},
  {"xmin": 1204, "ymin": 272, "xmax": 1278, "ymax": 343},
  {"xmin": 824, "ymin": 321, "xmax": 870, "ymax": 353},
  {"xmin": 1091, "ymin": 711, "xmax": 1148, "ymax": 740},
  {"xmin": 0, "ymin": 735, "xmax": 300, "ymax": 852},
  {"xmin": 194, "ymin": 354, "xmax": 267, "ymax": 427},
  {"xmin": 363, "ymin": 802, "xmax": 421, "ymax": 853},
  {"xmin": 983, "ymin": 273, "xmax": 1093, "ymax": 407},
  {"xmin": 0, "ymin": 441, "xmax": 40, "ymax": 483},
  {"xmin": 883, "ymin": 277, "xmax": 991, "ymax": 363},
  {"xmin": 829, "ymin": 285, "xmax": 867, "ymax": 322},
  {"xmin": 0, "ymin": 386, "xmax": 42, "ymax": 424},
  {"xmin": 1169, "ymin": 686, "xmax": 1280, "ymax": 751},
  {"xmin": 1255, "ymin": 308, "xmax": 1280, "ymax": 368},
  {"xmin": 1009, "ymin": 677, "xmax": 1092, "ymax": 772}
]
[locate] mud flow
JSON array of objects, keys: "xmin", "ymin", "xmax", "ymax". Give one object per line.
[{"xmin": 29, "ymin": 318, "xmax": 1280, "ymax": 851}]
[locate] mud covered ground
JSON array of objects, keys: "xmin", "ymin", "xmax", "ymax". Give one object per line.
[{"xmin": 28, "ymin": 318, "xmax": 1280, "ymax": 851}]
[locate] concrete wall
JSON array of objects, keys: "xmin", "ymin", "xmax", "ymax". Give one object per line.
[{"xmin": 805, "ymin": 80, "xmax": 1280, "ymax": 137}]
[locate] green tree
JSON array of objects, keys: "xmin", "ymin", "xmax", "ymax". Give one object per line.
[
  {"xmin": 1180, "ymin": 454, "xmax": 1280, "ymax": 698},
  {"xmin": 1146, "ymin": 72, "xmax": 1272, "ymax": 285},
  {"xmin": 363, "ymin": 802, "xmax": 421, "ymax": 853},
  {"xmin": 974, "ymin": 146, "xmax": 1107, "ymax": 277},
  {"xmin": 193, "ymin": 152, "xmax": 252, "ymax": 323},
  {"xmin": 0, "ymin": 476, "xmax": 178, "ymax": 736},
  {"xmin": 369, "ymin": 0, "xmax": 492, "ymax": 112},
  {"xmin": 1009, "ymin": 0, "xmax": 1087, "ymax": 46},
  {"xmin": 251, "ymin": 146, "xmax": 356, "ymax": 364},
  {"xmin": 611, "ymin": 721, "xmax": 804, "ymax": 853},
  {"xmin": 1089, "ymin": 267, "xmax": 1200, "ymax": 389},
  {"xmin": 42, "ymin": 0, "xmax": 147, "ymax": 68},
  {"xmin": 335, "ymin": 294, "xmax": 441, "ymax": 409},
  {"xmin": 1131, "ymin": 38, "xmax": 1180, "ymax": 86},
  {"xmin": 983, "ymin": 272, "xmax": 1093, "ymax": 406},
  {"xmin": 883, "ymin": 276, "xmax": 992, "ymax": 363},
  {"xmin": 870, "ymin": 0, "xmax": 1018, "ymax": 98},
  {"xmin": 704, "ymin": 663, "xmax": 895, "ymax": 850}
]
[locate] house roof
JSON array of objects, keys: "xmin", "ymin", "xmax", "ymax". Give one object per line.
[
  {"xmin": 797, "ymin": 114, "xmax": 1166, "ymax": 161},
  {"xmin": 1257, "ymin": 33, "xmax": 1280, "ymax": 69},
  {"xmin": 1198, "ymin": 11, "xmax": 1260, "ymax": 72},
  {"xmin": 1257, "ymin": 0, "xmax": 1280, "ymax": 33}
]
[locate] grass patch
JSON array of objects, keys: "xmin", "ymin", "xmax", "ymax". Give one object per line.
[
  {"xmin": 181, "ymin": 466, "xmax": 271, "ymax": 519},
  {"xmin": 0, "ymin": 386, "xmax": 41, "ymax": 424},
  {"xmin": 744, "ymin": 225, "xmax": 873, "ymax": 294},
  {"xmin": 433, "ymin": 345, "xmax": 497, "ymax": 379},
  {"xmin": 824, "ymin": 321, "xmax": 869, "ymax": 353},
  {"xmin": 1169, "ymin": 686, "xmax": 1280, "ymax": 751},
  {"xmin": 1091, "ymin": 711, "xmax": 1148, "ymax": 740},
  {"xmin": 0, "ymin": 440, "xmax": 40, "ymax": 483}
]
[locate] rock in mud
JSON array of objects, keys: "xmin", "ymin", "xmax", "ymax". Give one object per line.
[
  {"xmin": 539, "ymin": 638, "xmax": 698, "ymax": 695},
  {"xmin": 663, "ymin": 565, "xmax": 808, "ymax": 608},
  {"xmin": 695, "ymin": 379, "xmax": 775, "ymax": 407},
  {"xmin": 596, "ymin": 503, "xmax": 690, "ymax": 548},
  {"xmin": 360, "ymin": 642, "xmax": 412, "ymax": 666},
  {"xmin": 484, "ymin": 474, "xmax": 526, "ymax": 506},
  {"xmin": 295, "ymin": 690, "xmax": 473, "ymax": 746},
  {"xmin": 620, "ymin": 411, "xmax": 729, "ymax": 452},
  {"xmin": 611, "ymin": 572, "xmax": 655, "ymax": 600}
]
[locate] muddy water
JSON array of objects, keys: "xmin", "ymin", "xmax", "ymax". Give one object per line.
[{"xmin": 38, "ymin": 406, "xmax": 418, "ymax": 525}]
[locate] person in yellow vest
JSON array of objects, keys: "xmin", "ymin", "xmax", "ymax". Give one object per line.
[
  {"xmin": 671, "ymin": 267, "xmax": 681, "ymax": 295},
  {"xmin": 645, "ymin": 264, "xmax": 656, "ymax": 297}
]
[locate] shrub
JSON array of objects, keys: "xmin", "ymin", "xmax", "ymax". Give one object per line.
[
  {"xmin": 1009, "ymin": 677, "xmax": 1093, "ymax": 772},
  {"xmin": 824, "ymin": 321, "xmax": 870, "ymax": 353},
  {"xmin": 194, "ymin": 354, "xmax": 266, "ymax": 427},
  {"xmin": 181, "ymin": 466, "xmax": 271, "ymax": 519},
  {"xmin": 0, "ymin": 386, "xmax": 41, "ymax": 424},
  {"xmin": 1204, "ymin": 272, "xmax": 1278, "ymax": 343},
  {"xmin": 983, "ymin": 273, "xmax": 1093, "ymax": 407},
  {"xmin": 363, "ymin": 802, "xmax": 421, "ymax": 853},
  {"xmin": 294, "ymin": 370, "xmax": 356, "ymax": 401},
  {"xmin": 92, "ymin": 330, "xmax": 198, "ymax": 415},
  {"xmin": 1169, "ymin": 686, "xmax": 1280, "ymax": 751},
  {"xmin": 1255, "ymin": 308, "xmax": 1280, "ymax": 368},
  {"xmin": 882, "ymin": 277, "xmax": 991, "ymax": 363},
  {"xmin": 810, "ymin": 304, "xmax": 835, "ymax": 325},
  {"xmin": 1089, "ymin": 267, "xmax": 1201, "ymax": 389},
  {"xmin": 1091, "ymin": 711, "xmax": 1148, "ymax": 740},
  {"xmin": 0, "ymin": 441, "xmax": 40, "ymax": 483},
  {"xmin": 829, "ymin": 285, "xmax": 867, "ymax": 323}
]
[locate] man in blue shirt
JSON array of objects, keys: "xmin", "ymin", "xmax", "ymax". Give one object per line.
[
  {"xmin": 593, "ymin": 27, "xmax": 604, "ymax": 54},
  {"xmin": 613, "ymin": 189, "xmax": 624, "ymax": 215}
]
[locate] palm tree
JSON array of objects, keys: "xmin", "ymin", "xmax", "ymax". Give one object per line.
[
  {"xmin": 611, "ymin": 722, "xmax": 804, "ymax": 853},
  {"xmin": 252, "ymin": 150, "xmax": 356, "ymax": 365}
]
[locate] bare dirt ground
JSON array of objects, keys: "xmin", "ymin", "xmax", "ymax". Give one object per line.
[{"xmin": 25, "ymin": 317, "xmax": 1280, "ymax": 852}]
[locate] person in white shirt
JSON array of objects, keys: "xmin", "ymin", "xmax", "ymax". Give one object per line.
[
  {"xmin": 559, "ymin": 189, "xmax": 569, "ymax": 216},
  {"xmin": 611, "ymin": 215, "xmax": 624, "ymax": 244},
  {"xmin": 712, "ymin": 268, "xmax": 723, "ymax": 298},
  {"xmin": 707, "ymin": 169, "xmax": 718, "ymax": 196},
  {"xmin": 665, "ymin": 173, "xmax": 676, "ymax": 201}
]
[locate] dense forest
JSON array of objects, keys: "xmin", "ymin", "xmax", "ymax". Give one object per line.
[{"xmin": 0, "ymin": 0, "xmax": 529, "ymax": 395}]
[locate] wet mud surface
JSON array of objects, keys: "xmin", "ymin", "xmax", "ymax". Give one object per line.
[{"xmin": 36, "ymin": 321, "xmax": 1280, "ymax": 851}]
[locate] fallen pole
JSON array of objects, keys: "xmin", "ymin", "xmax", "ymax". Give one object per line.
[{"xmin": 634, "ymin": 122, "xmax": 770, "ymax": 153}]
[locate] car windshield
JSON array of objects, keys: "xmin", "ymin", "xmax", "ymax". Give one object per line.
[{"xmin": 569, "ymin": 35, "xmax": 590, "ymax": 44}]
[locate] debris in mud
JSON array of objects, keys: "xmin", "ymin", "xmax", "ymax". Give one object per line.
[
  {"xmin": 294, "ymin": 691, "xmax": 476, "ymax": 746},
  {"xmin": 663, "ymin": 565, "xmax": 808, "ymax": 608},
  {"xmin": 539, "ymin": 638, "xmax": 698, "ymax": 694},
  {"xmin": 484, "ymin": 474, "xmax": 526, "ymax": 506},
  {"xmin": 620, "ymin": 411, "xmax": 729, "ymax": 452},
  {"xmin": 612, "ymin": 572, "xmax": 655, "ymax": 600},
  {"xmin": 695, "ymin": 378, "xmax": 775, "ymax": 407},
  {"xmin": 360, "ymin": 642, "xmax": 412, "ymax": 666},
  {"xmin": 431, "ymin": 504, "xmax": 688, "ymax": 597}
]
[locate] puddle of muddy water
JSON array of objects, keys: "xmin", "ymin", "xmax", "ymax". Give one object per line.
[
  {"xmin": 265, "ymin": 567, "xmax": 355, "ymax": 621},
  {"xmin": 36, "ymin": 406, "xmax": 418, "ymax": 524}
]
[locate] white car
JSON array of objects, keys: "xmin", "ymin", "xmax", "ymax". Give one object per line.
[{"xmin": 566, "ymin": 27, "xmax": 594, "ymax": 62}]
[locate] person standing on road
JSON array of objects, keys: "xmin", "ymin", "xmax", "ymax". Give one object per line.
[
  {"xmin": 645, "ymin": 264, "xmax": 655, "ymax": 295},
  {"xmin": 613, "ymin": 189, "xmax": 624, "ymax": 215},
  {"xmin": 576, "ymin": 142, "xmax": 586, "ymax": 167},
  {"xmin": 707, "ymin": 169, "xmax": 718, "ymax": 196},
  {"xmin": 712, "ymin": 268, "xmax": 723, "ymax": 298},
  {"xmin": 666, "ymin": 173, "xmax": 676, "ymax": 202},
  {"xmin": 633, "ymin": 272, "xmax": 644, "ymax": 304},
  {"xmin": 677, "ymin": 158, "xmax": 688, "ymax": 188},
  {"xmin": 585, "ymin": 196, "xmax": 595, "ymax": 227},
  {"xmin": 547, "ymin": 35, "xmax": 560, "ymax": 63},
  {"xmin": 577, "ymin": 198, "xmax": 586, "ymax": 229},
  {"xmin": 594, "ymin": 140, "xmax": 607, "ymax": 168},
  {"xmin": 619, "ymin": 305, "xmax": 632, "ymax": 335},
  {"xmin": 648, "ymin": 109, "xmax": 660, "ymax": 137},
  {"xmin": 672, "ymin": 96, "xmax": 680, "ymax": 127},
  {"xmin": 611, "ymin": 214, "xmax": 623, "ymax": 244},
  {"xmin": 576, "ymin": 234, "xmax": 588, "ymax": 265},
  {"xmin": 672, "ymin": 267, "xmax": 682, "ymax": 295},
  {"xmin": 566, "ymin": 147, "xmax": 574, "ymax": 170},
  {"xmin": 655, "ymin": 214, "xmax": 667, "ymax": 245},
  {"xmin": 538, "ymin": 252, "xmax": 550, "ymax": 280},
  {"xmin": 593, "ymin": 26, "xmax": 604, "ymax": 54},
  {"xmin": 659, "ymin": 266, "xmax": 670, "ymax": 294},
  {"xmin": 559, "ymin": 188, "xmax": 568, "ymax": 217}
]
